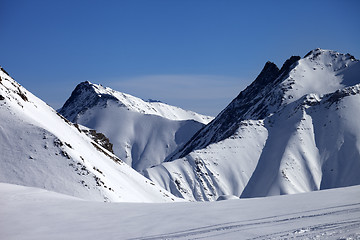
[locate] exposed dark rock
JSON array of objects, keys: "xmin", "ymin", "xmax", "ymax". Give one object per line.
[
  {"xmin": 146, "ymin": 99, "xmax": 162, "ymax": 103},
  {"xmin": 0, "ymin": 66, "xmax": 10, "ymax": 77},
  {"xmin": 304, "ymin": 50, "xmax": 314, "ymax": 58},
  {"xmin": 54, "ymin": 138, "xmax": 64, "ymax": 147},
  {"xmin": 83, "ymin": 128, "xmax": 114, "ymax": 154},
  {"xmin": 91, "ymin": 142, "xmax": 122, "ymax": 164},
  {"xmin": 279, "ymin": 56, "xmax": 301, "ymax": 77},
  {"xmin": 56, "ymin": 112, "xmax": 71, "ymax": 125},
  {"xmin": 59, "ymin": 81, "xmax": 118, "ymax": 122},
  {"xmin": 325, "ymin": 85, "xmax": 360, "ymax": 105},
  {"xmin": 17, "ymin": 88, "xmax": 28, "ymax": 102},
  {"xmin": 169, "ymin": 55, "xmax": 301, "ymax": 160}
]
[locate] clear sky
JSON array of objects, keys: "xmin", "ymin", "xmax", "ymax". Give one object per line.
[{"xmin": 1, "ymin": 0, "xmax": 359, "ymax": 116}]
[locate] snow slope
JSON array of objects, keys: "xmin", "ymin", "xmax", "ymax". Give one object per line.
[
  {"xmin": 59, "ymin": 81, "xmax": 213, "ymax": 172},
  {"xmin": 59, "ymin": 81, "xmax": 213, "ymax": 124},
  {"xmin": 0, "ymin": 67, "xmax": 180, "ymax": 202},
  {"xmin": 145, "ymin": 49, "xmax": 360, "ymax": 201},
  {"xmin": 1, "ymin": 182, "xmax": 359, "ymax": 239}
]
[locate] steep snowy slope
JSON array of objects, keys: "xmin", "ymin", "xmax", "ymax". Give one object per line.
[
  {"xmin": 59, "ymin": 82, "xmax": 212, "ymax": 172},
  {"xmin": 145, "ymin": 49, "xmax": 360, "ymax": 201},
  {"xmin": 0, "ymin": 67, "xmax": 180, "ymax": 202}
]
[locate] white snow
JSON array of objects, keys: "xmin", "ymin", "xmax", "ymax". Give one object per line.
[
  {"xmin": 1, "ymin": 48, "xmax": 360, "ymax": 240},
  {"xmin": 145, "ymin": 119, "xmax": 268, "ymax": 201},
  {"xmin": 75, "ymin": 100, "xmax": 205, "ymax": 171},
  {"xmin": 1, "ymin": 182, "xmax": 359, "ymax": 240},
  {"xmin": 0, "ymin": 69, "xmax": 181, "ymax": 203},
  {"xmin": 145, "ymin": 49, "xmax": 360, "ymax": 201},
  {"xmin": 282, "ymin": 49, "xmax": 358, "ymax": 105},
  {"xmin": 59, "ymin": 81, "xmax": 213, "ymax": 172},
  {"xmin": 65, "ymin": 81, "xmax": 213, "ymax": 124}
]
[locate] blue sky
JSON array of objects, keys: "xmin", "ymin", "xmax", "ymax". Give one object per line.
[{"xmin": 1, "ymin": 0, "xmax": 359, "ymax": 115}]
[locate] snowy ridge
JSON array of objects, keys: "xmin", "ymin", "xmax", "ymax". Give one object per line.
[
  {"xmin": 169, "ymin": 49, "xmax": 357, "ymax": 161},
  {"xmin": 0, "ymin": 67, "xmax": 181, "ymax": 202},
  {"xmin": 145, "ymin": 49, "xmax": 360, "ymax": 201},
  {"xmin": 165, "ymin": 56, "xmax": 301, "ymax": 161},
  {"xmin": 59, "ymin": 82, "xmax": 212, "ymax": 172},
  {"xmin": 282, "ymin": 48, "xmax": 358, "ymax": 105},
  {"xmin": 60, "ymin": 81, "xmax": 213, "ymax": 124}
]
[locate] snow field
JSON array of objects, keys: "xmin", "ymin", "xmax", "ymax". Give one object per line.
[
  {"xmin": 0, "ymin": 69, "xmax": 181, "ymax": 202},
  {"xmin": 0, "ymin": 183, "xmax": 359, "ymax": 239}
]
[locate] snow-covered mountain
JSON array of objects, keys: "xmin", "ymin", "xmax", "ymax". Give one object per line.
[
  {"xmin": 0, "ymin": 67, "xmax": 180, "ymax": 202},
  {"xmin": 59, "ymin": 81, "xmax": 213, "ymax": 172},
  {"xmin": 145, "ymin": 49, "xmax": 360, "ymax": 201}
]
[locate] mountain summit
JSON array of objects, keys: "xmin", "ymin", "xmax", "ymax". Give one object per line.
[
  {"xmin": 0, "ymin": 67, "xmax": 180, "ymax": 202},
  {"xmin": 145, "ymin": 49, "xmax": 360, "ymax": 201},
  {"xmin": 169, "ymin": 49, "xmax": 357, "ymax": 161},
  {"xmin": 59, "ymin": 82, "xmax": 213, "ymax": 172},
  {"xmin": 60, "ymin": 81, "xmax": 212, "ymax": 124}
]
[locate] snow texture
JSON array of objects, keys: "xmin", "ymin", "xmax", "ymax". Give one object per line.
[
  {"xmin": 0, "ymin": 68, "xmax": 181, "ymax": 203},
  {"xmin": 1, "ymin": 182, "xmax": 359, "ymax": 239},
  {"xmin": 146, "ymin": 49, "xmax": 360, "ymax": 201},
  {"xmin": 59, "ymin": 81, "xmax": 213, "ymax": 172}
]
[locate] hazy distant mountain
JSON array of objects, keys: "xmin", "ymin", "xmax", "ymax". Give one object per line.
[
  {"xmin": 145, "ymin": 49, "xmax": 360, "ymax": 201},
  {"xmin": 0, "ymin": 67, "xmax": 180, "ymax": 202},
  {"xmin": 59, "ymin": 81, "xmax": 213, "ymax": 172}
]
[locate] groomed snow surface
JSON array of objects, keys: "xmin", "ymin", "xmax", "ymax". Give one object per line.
[{"xmin": 1, "ymin": 183, "xmax": 359, "ymax": 240}]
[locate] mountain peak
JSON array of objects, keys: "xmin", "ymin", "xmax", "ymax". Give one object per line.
[
  {"xmin": 59, "ymin": 81, "xmax": 117, "ymax": 122},
  {"xmin": 304, "ymin": 48, "xmax": 357, "ymax": 63},
  {"xmin": 147, "ymin": 49, "xmax": 360, "ymax": 201},
  {"xmin": 264, "ymin": 61, "xmax": 278, "ymax": 69},
  {"xmin": 169, "ymin": 49, "xmax": 359, "ymax": 161},
  {"xmin": 60, "ymin": 82, "xmax": 213, "ymax": 124},
  {"xmin": 279, "ymin": 56, "xmax": 301, "ymax": 75},
  {"xmin": 59, "ymin": 81, "xmax": 213, "ymax": 172},
  {"xmin": 251, "ymin": 55, "xmax": 301, "ymax": 88},
  {"xmin": 252, "ymin": 61, "xmax": 279, "ymax": 86},
  {"xmin": 303, "ymin": 48, "xmax": 336, "ymax": 58},
  {"xmin": 1, "ymin": 69, "xmax": 181, "ymax": 203},
  {"xmin": 303, "ymin": 48, "xmax": 323, "ymax": 58},
  {"xmin": 75, "ymin": 81, "xmax": 109, "ymax": 94}
]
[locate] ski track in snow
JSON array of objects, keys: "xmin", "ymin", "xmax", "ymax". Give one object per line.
[
  {"xmin": 2, "ymin": 49, "xmax": 360, "ymax": 240},
  {"xmin": 130, "ymin": 203, "xmax": 360, "ymax": 240},
  {"xmin": 2, "ymin": 183, "xmax": 359, "ymax": 240}
]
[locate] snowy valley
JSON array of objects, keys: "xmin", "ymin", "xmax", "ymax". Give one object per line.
[{"xmin": 0, "ymin": 48, "xmax": 360, "ymax": 239}]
